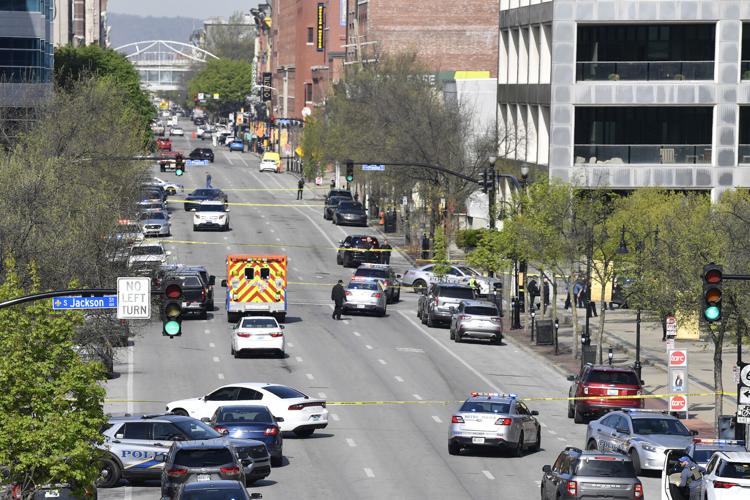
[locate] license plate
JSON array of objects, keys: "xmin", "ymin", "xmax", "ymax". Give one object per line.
[
  {"xmin": 472, "ymin": 437, "xmax": 485, "ymax": 444},
  {"xmin": 356, "ymin": 304, "xmax": 365, "ymax": 309},
  {"xmin": 197, "ymin": 474, "xmax": 211, "ymax": 482},
  {"xmin": 45, "ymin": 491, "xmax": 60, "ymax": 498},
  {"xmin": 607, "ymin": 389, "xmax": 619, "ymax": 396}
]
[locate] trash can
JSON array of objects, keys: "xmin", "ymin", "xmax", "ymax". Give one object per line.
[
  {"xmin": 582, "ymin": 344, "xmax": 597, "ymax": 365},
  {"xmin": 535, "ymin": 319, "xmax": 554, "ymax": 345},
  {"xmin": 384, "ymin": 210, "xmax": 397, "ymax": 233}
]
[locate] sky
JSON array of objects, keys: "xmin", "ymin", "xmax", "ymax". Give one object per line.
[{"xmin": 108, "ymin": 0, "xmax": 258, "ymax": 19}]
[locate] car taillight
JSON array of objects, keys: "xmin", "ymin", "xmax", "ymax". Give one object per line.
[
  {"xmin": 634, "ymin": 482, "xmax": 643, "ymax": 498},
  {"xmin": 495, "ymin": 418, "xmax": 512, "ymax": 425},
  {"xmin": 220, "ymin": 466, "xmax": 240, "ymax": 474},
  {"xmin": 201, "ymin": 288, "xmax": 206, "ymax": 301},
  {"xmin": 345, "ymin": 291, "xmax": 352, "ymax": 296},
  {"xmin": 167, "ymin": 467, "xmax": 188, "ymax": 477},
  {"xmin": 213, "ymin": 425, "xmax": 227, "ymax": 434},
  {"xmin": 288, "ymin": 404, "xmax": 303, "ymax": 410},
  {"xmin": 264, "ymin": 426, "xmax": 279, "ymax": 436},
  {"xmin": 566, "ymin": 480, "xmax": 577, "ymax": 496},
  {"xmin": 458, "ymin": 314, "xmax": 471, "ymax": 320},
  {"xmin": 237, "ymin": 332, "xmax": 251, "ymax": 338},
  {"xmin": 713, "ymin": 480, "xmax": 738, "ymax": 489},
  {"xmin": 451, "ymin": 415, "xmax": 464, "ymax": 424},
  {"xmin": 372, "ymin": 293, "xmax": 381, "ymax": 298},
  {"xmin": 490, "ymin": 317, "xmax": 502, "ymax": 323},
  {"xmin": 270, "ymin": 332, "xmax": 283, "ymax": 337}
]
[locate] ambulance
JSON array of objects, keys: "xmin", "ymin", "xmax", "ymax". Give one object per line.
[{"xmin": 222, "ymin": 255, "xmax": 288, "ymax": 323}]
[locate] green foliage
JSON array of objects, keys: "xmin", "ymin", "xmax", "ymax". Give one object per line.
[
  {"xmin": 54, "ymin": 44, "xmax": 154, "ymax": 145},
  {"xmin": 465, "ymin": 230, "xmax": 510, "ymax": 275},
  {"xmin": 432, "ymin": 227, "xmax": 451, "ymax": 277},
  {"xmin": 186, "ymin": 59, "xmax": 255, "ymax": 114},
  {"xmin": 0, "ymin": 258, "xmax": 106, "ymax": 497},
  {"xmin": 455, "ymin": 229, "xmax": 484, "ymax": 251}
]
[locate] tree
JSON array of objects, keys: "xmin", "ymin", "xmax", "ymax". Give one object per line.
[
  {"xmin": 54, "ymin": 44, "xmax": 154, "ymax": 145},
  {"xmin": 186, "ymin": 59, "xmax": 255, "ymax": 115},
  {"xmin": 204, "ymin": 12, "xmax": 256, "ymax": 63},
  {"xmin": 432, "ymin": 227, "xmax": 451, "ymax": 277},
  {"xmin": 0, "ymin": 259, "xmax": 106, "ymax": 498}
]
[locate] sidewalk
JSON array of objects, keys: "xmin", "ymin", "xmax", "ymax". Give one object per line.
[{"xmin": 503, "ymin": 305, "xmax": 748, "ymax": 436}]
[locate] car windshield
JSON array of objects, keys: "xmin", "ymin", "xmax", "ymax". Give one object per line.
[
  {"xmin": 348, "ymin": 282, "xmax": 378, "ymax": 291},
  {"xmin": 329, "ymin": 190, "xmax": 351, "ymax": 198},
  {"xmin": 192, "ymin": 189, "xmax": 219, "ymax": 197},
  {"xmin": 351, "ymin": 237, "xmax": 378, "ymax": 248},
  {"xmin": 180, "ymin": 487, "xmax": 247, "ymax": 500},
  {"xmin": 692, "ymin": 449, "xmax": 721, "ymax": 463},
  {"xmin": 326, "ymin": 197, "xmax": 346, "ymax": 207},
  {"xmin": 717, "ymin": 460, "xmax": 750, "ymax": 479},
  {"xmin": 632, "ymin": 418, "xmax": 691, "ymax": 436},
  {"xmin": 587, "ymin": 370, "xmax": 640, "ymax": 385},
  {"xmin": 263, "ymin": 385, "xmax": 306, "ymax": 399},
  {"xmin": 458, "ymin": 266, "xmax": 479, "ymax": 276},
  {"xmin": 240, "ymin": 318, "xmax": 278, "ymax": 328},
  {"xmin": 439, "ymin": 288, "xmax": 475, "ymax": 299},
  {"xmin": 140, "ymin": 204, "xmax": 163, "ymax": 210},
  {"xmin": 464, "ymin": 306, "xmax": 499, "ymax": 316},
  {"xmin": 218, "ymin": 407, "xmax": 273, "ymax": 423},
  {"xmin": 575, "ymin": 458, "xmax": 636, "ymax": 477},
  {"xmin": 338, "ymin": 202, "xmax": 363, "ymax": 210},
  {"xmin": 355, "ymin": 269, "xmax": 388, "ymax": 279},
  {"xmin": 173, "ymin": 419, "xmax": 222, "ymax": 439},
  {"xmin": 141, "ymin": 190, "xmax": 161, "ymax": 199},
  {"xmin": 196, "ymin": 204, "xmax": 226, "ymax": 212},
  {"xmin": 173, "ymin": 448, "xmax": 234, "ymax": 467},
  {"xmin": 460, "ymin": 402, "xmax": 511, "ymax": 413},
  {"xmin": 139, "ymin": 212, "xmax": 166, "ymax": 221},
  {"xmin": 131, "ymin": 246, "xmax": 163, "ymax": 256}
]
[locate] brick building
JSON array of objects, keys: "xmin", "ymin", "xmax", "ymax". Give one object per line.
[{"xmin": 345, "ymin": 0, "xmax": 498, "ymax": 76}]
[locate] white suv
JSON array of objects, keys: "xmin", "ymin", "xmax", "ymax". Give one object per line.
[{"xmin": 192, "ymin": 200, "xmax": 230, "ymax": 231}]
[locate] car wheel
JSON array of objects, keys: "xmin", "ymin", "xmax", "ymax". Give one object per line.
[
  {"xmin": 421, "ymin": 311, "xmax": 427, "ymax": 324},
  {"xmin": 413, "ymin": 279, "xmax": 426, "ymax": 293},
  {"xmin": 629, "ymin": 449, "xmax": 642, "ymax": 475},
  {"xmin": 573, "ymin": 405, "xmax": 585, "ymax": 424},
  {"xmin": 449, "ymin": 328, "xmax": 455, "ymax": 340},
  {"xmin": 227, "ymin": 312, "xmax": 240, "ymax": 324},
  {"xmin": 231, "ymin": 344, "xmax": 235, "ymax": 356},
  {"xmin": 454, "ymin": 332, "xmax": 462, "ymax": 343},
  {"xmin": 426, "ymin": 312, "xmax": 434, "ymax": 328},
  {"xmin": 378, "ymin": 308, "xmax": 386, "ymax": 317},
  {"xmin": 567, "ymin": 403, "xmax": 574, "ymax": 419},
  {"xmin": 199, "ymin": 309, "xmax": 208, "ymax": 320},
  {"xmin": 224, "ymin": 224, "xmax": 230, "ymax": 231},
  {"xmin": 294, "ymin": 428, "xmax": 315, "ymax": 438},
  {"xmin": 332, "ymin": 217, "xmax": 337, "ymax": 225},
  {"xmin": 448, "ymin": 442, "xmax": 461, "ymax": 456},
  {"xmin": 193, "ymin": 225, "xmax": 198, "ymax": 231},
  {"xmin": 271, "ymin": 454, "xmax": 283, "ymax": 467},
  {"xmin": 530, "ymin": 428, "xmax": 541, "ymax": 452},
  {"xmin": 171, "ymin": 408, "xmax": 189, "ymax": 416},
  {"xmin": 586, "ymin": 439, "xmax": 597, "ymax": 450},
  {"xmin": 276, "ymin": 313, "xmax": 286, "ymax": 323},
  {"xmin": 96, "ymin": 458, "xmax": 121, "ymax": 488},
  {"xmin": 514, "ymin": 433, "xmax": 525, "ymax": 457},
  {"xmin": 233, "ymin": 349, "xmax": 240, "ymax": 359},
  {"xmin": 395, "ymin": 290, "xmax": 401, "ymax": 302},
  {"xmin": 336, "ymin": 254, "xmax": 343, "ymax": 265},
  {"xmin": 277, "ymin": 349, "xmax": 285, "ymax": 358}
]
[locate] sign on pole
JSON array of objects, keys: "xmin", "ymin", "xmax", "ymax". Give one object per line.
[
  {"xmin": 361, "ymin": 164, "xmax": 385, "ymax": 171},
  {"xmin": 117, "ymin": 277, "xmax": 151, "ymax": 320},
  {"xmin": 52, "ymin": 295, "xmax": 117, "ymax": 310},
  {"xmin": 666, "ymin": 314, "xmax": 677, "ymax": 338},
  {"xmin": 668, "ymin": 349, "xmax": 688, "ymax": 415},
  {"xmin": 737, "ymin": 404, "xmax": 750, "ymax": 424}
]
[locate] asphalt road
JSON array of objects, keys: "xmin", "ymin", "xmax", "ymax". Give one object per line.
[{"xmin": 100, "ymin": 121, "xmax": 661, "ymax": 499}]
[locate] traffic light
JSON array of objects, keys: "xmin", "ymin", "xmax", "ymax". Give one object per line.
[
  {"xmin": 488, "ymin": 170, "xmax": 496, "ymax": 193},
  {"xmin": 175, "ymin": 153, "xmax": 185, "ymax": 176},
  {"xmin": 479, "ymin": 170, "xmax": 488, "ymax": 193},
  {"xmin": 162, "ymin": 278, "xmax": 183, "ymax": 337},
  {"xmin": 702, "ymin": 263, "xmax": 723, "ymax": 323},
  {"xmin": 345, "ymin": 160, "xmax": 354, "ymax": 183}
]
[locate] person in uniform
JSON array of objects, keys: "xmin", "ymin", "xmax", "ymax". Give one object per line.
[
  {"xmin": 678, "ymin": 455, "xmax": 703, "ymax": 500},
  {"xmin": 331, "ymin": 280, "xmax": 346, "ymax": 320}
]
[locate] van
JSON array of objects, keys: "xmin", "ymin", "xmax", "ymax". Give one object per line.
[{"xmin": 259, "ymin": 152, "xmax": 281, "ymax": 173}]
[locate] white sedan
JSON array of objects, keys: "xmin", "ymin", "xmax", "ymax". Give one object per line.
[
  {"xmin": 150, "ymin": 177, "xmax": 183, "ymax": 195},
  {"xmin": 231, "ymin": 316, "xmax": 285, "ymax": 358},
  {"xmin": 170, "ymin": 126, "xmax": 184, "ymax": 136},
  {"xmin": 166, "ymin": 383, "xmax": 328, "ymax": 437}
]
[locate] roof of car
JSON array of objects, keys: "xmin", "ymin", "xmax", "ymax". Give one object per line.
[
  {"xmin": 585, "ymin": 364, "xmax": 639, "ymax": 373},
  {"xmin": 357, "ymin": 263, "xmax": 390, "ymax": 269},
  {"xmin": 108, "ymin": 414, "xmax": 195, "ymax": 423},
  {"xmin": 181, "ymin": 480, "xmax": 245, "ymax": 491},
  {"xmin": 622, "ymin": 409, "xmax": 677, "ymax": 420},
  {"xmin": 565, "ymin": 448, "xmax": 632, "ymax": 460},
  {"xmin": 713, "ymin": 451, "xmax": 750, "ymax": 462},
  {"xmin": 460, "ymin": 300, "xmax": 498, "ymax": 308},
  {"xmin": 172, "ymin": 438, "xmax": 230, "ymax": 450},
  {"xmin": 465, "ymin": 392, "xmax": 518, "ymax": 403},
  {"xmin": 436, "ymin": 283, "xmax": 473, "ymax": 289}
]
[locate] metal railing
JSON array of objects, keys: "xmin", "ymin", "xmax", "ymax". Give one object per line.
[
  {"xmin": 573, "ymin": 144, "xmax": 712, "ymax": 165},
  {"xmin": 576, "ymin": 61, "xmax": 714, "ymax": 81}
]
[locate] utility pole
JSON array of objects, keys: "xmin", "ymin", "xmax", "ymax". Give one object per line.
[{"xmin": 281, "ymin": 67, "xmax": 289, "ymax": 119}]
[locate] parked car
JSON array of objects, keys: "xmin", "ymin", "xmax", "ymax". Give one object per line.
[
  {"xmin": 336, "ymin": 235, "xmax": 381, "ymax": 268},
  {"xmin": 128, "ymin": 242, "xmax": 170, "ymax": 269},
  {"xmin": 188, "ymin": 148, "xmax": 214, "ymax": 163},
  {"xmin": 156, "ymin": 137, "xmax": 173, "ymax": 151},
  {"xmin": 206, "ymin": 405, "xmax": 283, "ymax": 467},
  {"xmin": 156, "ymin": 265, "xmax": 216, "ymax": 311},
  {"xmin": 324, "ymin": 188, "xmax": 352, "ymax": 204},
  {"xmin": 149, "ymin": 177, "xmax": 183, "ymax": 196},
  {"xmin": 402, "ymin": 263, "xmax": 499, "ymax": 295},
  {"xmin": 418, "ymin": 283, "xmax": 476, "ymax": 327},
  {"xmin": 567, "ymin": 364, "xmax": 644, "ymax": 423},
  {"xmin": 332, "ymin": 200, "xmax": 367, "ymax": 226},
  {"xmin": 448, "ymin": 300, "xmax": 503, "ymax": 344},
  {"xmin": 139, "ymin": 210, "xmax": 171, "ymax": 237},
  {"xmin": 352, "ymin": 264, "xmax": 401, "ymax": 303},
  {"xmin": 228, "ymin": 139, "xmax": 244, "ymax": 152},
  {"xmin": 342, "ymin": 280, "xmax": 387, "ymax": 316},
  {"xmin": 170, "ymin": 127, "xmax": 184, "ymax": 136},
  {"xmin": 323, "ymin": 196, "xmax": 349, "ymax": 220}
]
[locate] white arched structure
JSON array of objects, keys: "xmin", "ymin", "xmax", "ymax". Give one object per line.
[{"xmin": 115, "ymin": 40, "xmax": 219, "ymax": 92}]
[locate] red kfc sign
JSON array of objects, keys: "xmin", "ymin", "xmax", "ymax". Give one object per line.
[
  {"xmin": 670, "ymin": 395, "xmax": 687, "ymax": 411},
  {"xmin": 669, "ymin": 350, "xmax": 687, "ymax": 366}
]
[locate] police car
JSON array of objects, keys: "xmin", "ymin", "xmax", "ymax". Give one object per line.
[
  {"xmin": 96, "ymin": 414, "xmax": 270, "ymax": 488},
  {"xmin": 448, "ymin": 392, "xmax": 541, "ymax": 456}
]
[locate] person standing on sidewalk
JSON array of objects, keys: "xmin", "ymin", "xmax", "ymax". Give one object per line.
[
  {"xmin": 297, "ymin": 178, "xmax": 304, "ymax": 200},
  {"xmin": 380, "ymin": 239, "xmax": 392, "ymax": 264},
  {"xmin": 331, "ymin": 280, "xmax": 346, "ymax": 320}
]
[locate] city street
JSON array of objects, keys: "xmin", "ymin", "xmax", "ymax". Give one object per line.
[{"xmin": 101, "ymin": 121, "xmax": 661, "ymax": 499}]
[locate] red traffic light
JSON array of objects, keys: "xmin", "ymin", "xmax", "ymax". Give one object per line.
[
  {"xmin": 704, "ymin": 269, "xmax": 722, "ymax": 284},
  {"xmin": 165, "ymin": 283, "xmax": 182, "ymax": 299}
]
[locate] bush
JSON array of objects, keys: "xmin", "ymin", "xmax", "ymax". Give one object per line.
[{"xmin": 456, "ymin": 229, "xmax": 484, "ymax": 251}]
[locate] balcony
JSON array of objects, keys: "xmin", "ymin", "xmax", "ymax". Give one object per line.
[
  {"xmin": 576, "ymin": 61, "xmax": 714, "ymax": 81},
  {"xmin": 574, "ymin": 144, "xmax": 712, "ymax": 165}
]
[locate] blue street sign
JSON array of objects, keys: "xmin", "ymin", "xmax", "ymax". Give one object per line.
[
  {"xmin": 52, "ymin": 295, "xmax": 118, "ymax": 310},
  {"xmin": 361, "ymin": 164, "xmax": 385, "ymax": 171},
  {"xmin": 186, "ymin": 159, "xmax": 209, "ymax": 166}
]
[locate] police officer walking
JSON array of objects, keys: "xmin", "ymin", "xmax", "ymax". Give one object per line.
[
  {"xmin": 331, "ymin": 280, "xmax": 346, "ymax": 320},
  {"xmin": 380, "ymin": 239, "xmax": 392, "ymax": 264},
  {"xmin": 468, "ymin": 276, "xmax": 481, "ymax": 296},
  {"xmin": 297, "ymin": 178, "xmax": 304, "ymax": 200},
  {"xmin": 678, "ymin": 455, "xmax": 703, "ymax": 500}
]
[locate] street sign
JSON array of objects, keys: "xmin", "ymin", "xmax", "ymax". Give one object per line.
[
  {"xmin": 737, "ymin": 404, "xmax": 750, "ymax": 424},
  {"xmin": 666, "ymin": 314, "xmax": 677, "ymax": 337},
  {"xmin": 186, "ymin": 159, "xmax": 209, "ymax": 166},
  {"xmin": 52, "ymin": 295, "xmax": 117, "ymax": 310},
  {"xmin": 669, "ymin": 349, "xmax": 687, "ymax": 367},
  {"xmin": 669, "ymin": 395, "xmax": 687, "ymax": 412},
  {"xmin": 117, "ymin": 277, "xmax": 151, "ymax": 320},
  {"xmin": 361, "ymin": 164, "xmax": 385, "ymax": 171},
  {"xmin": 741, "ymin": 364, "xmax": 750, "ymax": 387},
  {"xmin": 740, "ymin": 387, "xmax": 750, "ymax": 405}
]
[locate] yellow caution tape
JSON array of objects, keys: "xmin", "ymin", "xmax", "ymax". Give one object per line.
[
  {"xmin": 157, "ymin": 239, "xmax": 404, "ymax": 254},
  {"xmin": 168, "ymin": 198, "xmax": 323, "ymax": 208}
]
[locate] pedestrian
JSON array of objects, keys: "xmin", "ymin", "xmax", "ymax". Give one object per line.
[
  {"xmin": 297, "ymin": 178, "xmax": 304, "ymax": 200},
  {"xmin": 586, "ymin": 282, "xmax": 598, "ymax": 317},
  {"xmin": 330, "ymin": 178, "xmax": 336, "ymax": 189},
  {"xmin": 468, "ymin": 276, "xmax": 481, "ymax": 297},
  {"xmin": 421, "ymin": 233, "xmax": 430, "ymax": 261},
  {"xmin": 564, "ymin": 285, "xmax": 571, "ymax": 310},
  {"xmin": 354, "ymin": 192, "xmax": 359, "ymax": 202},
  {"xmin": 331, "ymin": 280, "xmax": 346, "ymax": 320},
  {"xmin": 575, "ymin": 281, "xmax": 585, "ymax": 308},
  {"xmin": 381, "ymin": 239, "xmax": 392, "ymax": 265},
  {"xmin": 542, "ymin": 277, "xmax": 551, "ymax": 309},
  {"xmin": 678, "ymin": 456, "xmax": 703, "ymax": 500},
  {"xmin": 527, "ymin": 278, "xmax": 539, "ymax": 311},
  {"xmin": 206, "ymin": 174, "xmax": 212, "ymax": 188}
]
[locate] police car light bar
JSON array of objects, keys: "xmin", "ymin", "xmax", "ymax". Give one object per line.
[
  {"xmin": 693, "ymin": 438, "xmax": 745, "ymax": 445},
  {"xmin": 470, "ymin": 392, "xmax": 518, "ymax": 399}
]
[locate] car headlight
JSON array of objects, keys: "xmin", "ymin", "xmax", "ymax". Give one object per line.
[{"xmin": 640, "ymin": 443, "xmax": 659, "ymax": 452}]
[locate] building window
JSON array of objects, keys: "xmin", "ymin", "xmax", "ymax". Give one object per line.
[
  {"xmin": 574, "ymin": 107, "xmax": 712, "ymax": 165},
  {"xmin": 307, "ymin": 27, "xmax": 314, "ymax": 44},
  {"xmin": 576, "ymin": 24, "xmax": 715, "ymax": 81},
  {"xmin": 742, "ymin": 23, "xmax": 750, "ymax": 80},
  {"xmin": 304, "ymin": 83, "xmax": 313, "ymax": 103},
  {"xmin": 0, "ymin": 37, "xmax": 49, "ymax": 83},
  {"xmin": 0, "ymin": 0, "xmax": 43, "ymax": 12},
  {"xmin": 738, "ymin": 107, "xmax": 750, "ymax": 163}
]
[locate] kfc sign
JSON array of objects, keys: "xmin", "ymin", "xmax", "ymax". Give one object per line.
[
  {"xmin": 669, "ymin": 350, "xmax": 687, "ymax": 367},
  {"xmin": 670, "ymin": 395, "xmax": 687, "ymax": 412}
]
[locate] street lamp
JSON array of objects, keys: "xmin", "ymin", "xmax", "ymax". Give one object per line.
[
  {"xmin": 530, "ymin": 309, "xmax": 536, "ymax": 342},
  {"xmin": 520, "ymin": 164, "xmax": 530, "ymax": 188}
]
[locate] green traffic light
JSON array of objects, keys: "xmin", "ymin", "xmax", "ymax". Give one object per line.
[
  {"xmin": 176, "ymin": 168, "xmax": 184, "ymax": 176},
  {"xmin": 346, "ymin": 175, "xmax": 353, "ymax": 182},
  {"xmin": 164, "ymin": 320, "xmax": 181, "ymax": 336},
  {"xmin": 704, "ymin": 306, "xmax": 720, "ymax": 321}
]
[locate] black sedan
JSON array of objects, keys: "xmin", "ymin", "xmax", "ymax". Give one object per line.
[
  {"xmin": 188, "ymin": 147, "xmax": 214, "ymax": 163},
  {"xmin": 333, "ymin": 200, "xmax": 367, "ymax": 226},
  {"xmin": 323, "ymin": 196, "xmax": 349, "ymax": 220},
  {"xmin": 184, "ymin": 188, "xmax": 228, "ymax": 211}
]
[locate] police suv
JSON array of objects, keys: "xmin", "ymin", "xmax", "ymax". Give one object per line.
[
  {"xmin": 448, "ymin": 392, "xmax": 541, "ymax": 457},
  {"xmin": 96, "ymin": 414, "xmax": 270, "ymax": 488}
]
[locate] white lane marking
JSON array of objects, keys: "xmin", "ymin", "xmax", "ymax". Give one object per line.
[
  {"xmin": 331, "ymin": 413, "xmax": 340, "ymax": 421},
  {"xmin": 204, "ymin": 329, "xmax": 211, "ymax": 334},
  {"xmin": 365, "ymin": 344, "xmax": 373, "ymax": 350},
  {"xmin": 353, "ymin": 331, "xmax": 361, "ymax": 337},
  {"xmin": 226, "ymin": 246, "xmax": 231, "ymax": 250},
  {"xmin": 346, "ymin": 438, "xmax": 356, "ymax": 448},
  {"xmin": 548, "ymin": 430, "xmax": 557, "ymax": 435},
  {"xmin": 293, "ymin": 267, "xmax": 299, "ymax": 271},
  {"xmin": 223, "ymin": 236, "xmax": 228, "ymax": 240},
  {"xmin": 557, "ymin": 437, "xmax": 566, "ymax": 441},
  {"xmin": 282, "ymin": 247, "xmax": 287, "ymax": 251},
  {"xmin": 270, "ymin": 228, "xmax": 275, "ymax": 233},
  {"xmin": 238, "ymin": 156, "xmax": 249, "ymax": 167},
  {"xmin": 306, "ymin": 373, "xmax": 315, "ymax": 380},
  {"xmin": 276, "ymin": 237, "xmax": 281, "ymax": 242},
  {"xmin": 482, "ymin": 470, "xmax": 495, "ymax": 480},
  {"xmin": 288, "ymin": 342, "xmax": 294, "ymax": 347},
  {"xmin": 318, "ymin": 392, "xmax": 327, "ymax": 399},
  {"xmin": 540, "ymin": 422, "xmax": 548, "ymax": 428},
  {"xmin": 432, "ymin": 416, "xmax": 442, "ymax": 423},
  {"xmin": 126, "ymin": 346, "xmax": 134, "ymax": 415},
  {"xmin": 343, "ymin": 320, "xmax": 350, "ymax": 325},
  {"xmin": 223, "ymin": 152, "xmax": 234, "ymax": 165},
  {"xmin": 212, "ymin": 356, "xmax": 220, "ymax": 363},
  {"xmin": 209, "ymin": 342, "xmax": 215, "ymax": 348},
  {"xmin": 534, "ymin": 480, "xmax": 542, "ymax": 487},
  {"xmin": 378, "ymin": 359, "xmax": 387, "ymax": 365},
  {"xmin": 398, "ymin": 311, "xmax": 501, "ymax": 392},
  {"xmin": 327, "ymin": 304, "xmax": 334, "ymax": 310},
  {"xmin": 218, "ymin": 373, "xmax": 225, "ymax": 380},
  {"xmin": 364, "ymin": 468, "xmax": 375, "ymax": 478},
  {"xmin": 413, "ymin": 394, "xmax": 423, "ymax": 400},
  {"xmin": 394, "ymin": 376, "xmax": 404, "ymax": 382},
  {"xmin": 295, "ymin": 356, "xmax": 303, "ymax": 363}
]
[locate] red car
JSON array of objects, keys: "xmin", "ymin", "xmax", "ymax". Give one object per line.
[
  {"xmin": 156, "ymin": 137, "xmax": 172, "ymax": 151},
  {"xmin": 567, "ymin": 364, "xmax": 644, "ymax": 423}
]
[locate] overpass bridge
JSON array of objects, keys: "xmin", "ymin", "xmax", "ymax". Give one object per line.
[{"xmin": 114, "ymin": 40, "xmax": 219, "ymax": 92}]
